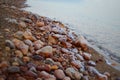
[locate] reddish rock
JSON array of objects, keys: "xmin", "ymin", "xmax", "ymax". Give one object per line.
[
  {"xmin": 24, "ymin": 39, "xmax": 33, "ymax": 46},
  {"xmin": 36, "ymin": 21, "xmax": 45, "ymax": 27},
  {"xmin": 48, "ymin": 35, "xmax": 57, "ymax": 44},
  {"xmin": 71, "ymin": 60, "xmax": 83, "ymax": 69},
  {"xmin": 37, "ymin": 64, "xmax": 51, "ymax": 72},
  {"xmin": 54, "ymin": 69, "xmax": 65, "ymax": 79},
  {"xmin": 25, "ymin": 70, "xmax": 37, "ymax": 78},
  {"xmin": 15, "ymin": 50, "xmax": 23, "ymax": 58}
]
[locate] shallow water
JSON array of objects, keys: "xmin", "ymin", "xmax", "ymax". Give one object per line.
[{"xmin": 24, "ymin": 0, "xmax": 120, "ymax": 62}]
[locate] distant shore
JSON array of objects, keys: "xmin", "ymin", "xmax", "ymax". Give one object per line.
[{"xmin": 0, "ymin": 0, "xmax": 120, "ymax": 80}]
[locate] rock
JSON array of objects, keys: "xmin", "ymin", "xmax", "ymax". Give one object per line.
[
  {"xmin": 82, "ymin": 52, "xmax": 92, "ymax": 60},
  {"xmin": 10, "ymin": 57, "xmax": 24, "ymax": 65},
  {"xmin": 36, "ymin": 21, "xmax": 45, "ymax": 27},
  {"xmin": 75, "ymin": 36, "xmax": 88, "ymax": 51},
  {"xmin": 20, "ymin": 17, "xmax": 32, "ymax": 23},
  {"xmin": 97, "ymin": 74, "xmax": 108, "ymax": 80},
  {"xmin": 61, "ymin": 41, "xmax": 72, "ymax": 48},
  {"xmin": 5, "ymin": 18, "xmax": 18, "ymax": 24},
  {"xmin": 34, "ymin": 40, "xmax": 44, "ymax": 50},
  {"xmin": 63, "ymin": 77, "xmax": 71, "ymax": 80},
  {"xmin": 15, "ymin": 50, "xmax": 23, "ymax": 58},
  {"xmin": 37, "ymin": 64, "xmax": 51, "ymax": 72},
  {"xmin": 71, "ymin": 60, "xmax": 84, "ymax": 69},
  {"xmin": 12, "ymin": 62, "xmax": 19, "ymax": 66},
  {"xmin": 48, "ymin": 35, "xmax": 57, "ymax": 44},
  {"xmin": 76, "ymin": 54, "xmax": 84, "ymax": 61},
  {"xmin": 51, "ymin": 65, "xmax": 58, "ymax": 70},
  {"xmin": 4, "ymin": 29, "xmax": 10, "ymax": 32},
  {"xmin": 38, "ymin": 71, "xmax": 56, "ymax": 80},
  {"xmin": 23, "ymin": 56, "xmax": 30, "ymax": 62},
  {"xmin": 27, "ymin": 62, "xmax": 37, "ymax": 68},
  {"xmin": 36, "ymin": 46, "xmax": 53, "ymax": 58},
  {"xmin": 17, "ymin": 77, "xmax": 26, "ymax": 80},
  {"xmin": 13, "ymin": 39, "xmax": 29, "ymax": 55},
  {"xmin": 20, "ymin": 66, "xmax": 28, "ymax": 72},
  {"xmin": 0, "ymin": 61, "xmax": 9, "ymax": 68},
  {"xmin": 5, "ymin": 40, "xmax": 15, "ymax": 49},
  {"xmin": 14, "ymin": 31, "xmax": 24, "ymax": 39},
  {"xmin": 65, "ymin": 67, "xmax": 82, "ymax": 80},
  {"xmin": 45, "ymin": 58, "xmax": 55, "ymax": 65},
  {"xmin": 32, "ymin": 55, "xmax": 44, "ymax": 60},
  {"xmin": 23, "ymin": 30, "xmax": 36, "ymax": 41},
  {"xmin": 8, "ymin": 66, "xmax": 20, "ymax": 73},
  {"xmin": 24, "ymin": 39, "xmax": 33, "ymax": 46},
  {"xmin": 5, "ymin": 47, "xmax": 10, "ymax": 51},
  {"xmin": 54, "ymin": 69, "xmax": 65, "ymax": 79},
  {"xmin": 29, "ymin": 66, "xmax": 37, "ymax": 73},
  {"xmin": 51, "ymin": 26, "xmax": 66, "ymax": 34},
  {"xmin": 25, "ymin": 70, "xmax": 37, "ymax": 78},
  {"xmin": 116, "ymin": 77, "xmax": 120, "ymax": 80},
  {"xmin": 104, "ymin": 72, "xmax": 110, "ymax": 77},
  {"xmin": 19, "ymin": 21, "xmax": 26, "ymax": 28},
  {"xmin": 82, "ymin": 76, "xmax": 89, "ymax": 80},
  {"xmin": 88, "ymin": 61, "xmax": 96, "ymax": 66}
]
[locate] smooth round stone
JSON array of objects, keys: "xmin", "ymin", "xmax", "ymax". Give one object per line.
[
  {"xmin": 54, "ymin": 69, "xmax": 65, "ymax": 79},
  {"xmin": 25, "ymin": 70, "xmax": 37, "ymax": 78},
  {"xmin": 15, "ymin": 50, "xmax": 23, "ymax": 58}
]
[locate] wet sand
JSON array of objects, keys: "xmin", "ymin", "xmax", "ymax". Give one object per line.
[{"xmin": 0, "ymin": 0, "xmax": 120, "ymax": 80}]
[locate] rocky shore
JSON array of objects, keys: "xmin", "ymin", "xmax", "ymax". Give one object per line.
[{"xmin": 0, "ymin": 0, "xmax": 120, "ymax": 80}]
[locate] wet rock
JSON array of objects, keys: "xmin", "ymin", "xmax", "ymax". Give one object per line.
[
  {"xmin": 54, "ymin": 69, "xmax": 65, "ymax": 79},
  {"xmin": 63, "ymin": 77, "xmax": 71, "ymax": 80},
  {"xmin": 82, "ymin": 52, "xmax": 92, "ymax": 60},
  {"xmin": 88, "ymin": 61, "xmax": 96, "ymax": 66},
  {"xmin": 71, "ymin": 60, "xmax": 84, "ymax": 69},
  {"xmin": 51, "ymin": 26, "xmax": 66, "ymax": 34},
  {"xmin": 34, "ymin": 40, "xmax": 44, "ymax": 50},
  {"xmin": 61, "ymin": 48, "xmax": 70, "ymax": 54},
  {"xmin": 97, "ymin": 74, "xmax": 108, "ymax": 80},
  {"xmin": 25, "ymin": 70, "xmax": 37, "ymax": 78},
  {"xmin": 36, "ymin": 46, "xmax": 53, "ymax": 58},
  {"xmin": 8, "ymin": 66, "xmax": 20, "ymax": 73},
  {"xmin": 13, "ymin": 39, "xmax": 29, "ymax": 55},
  {"xmin": 24, "ymin": 39, "xmax": 33, "ymax": 46},
  {"xmin": 23, "ymin": 30, "xmax": 36, "ymax": 41},
  {"xmin": 19, "ymin": 21, "xmax": 26, "ymax": 28},
  {"xmin": 15, "ymin": 50, "xmax": 23, "ymax": 58},
  {"xmin": 65, "ymin": 67, "xmax": 82, "ymax": 80},
  {"xmin": 36, "ymin": 21, "xmax": 45, "ymax": 27},
  {"xmin": 5, "ymin": 40, "xmax": 15, "ymax": 49},
  {"xmin": 76, "ymin": 54, "xmax": 84, "ymax": 61}
]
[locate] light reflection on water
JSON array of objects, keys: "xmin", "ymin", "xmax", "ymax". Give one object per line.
[{"xmin": 24, "ymin": 0, "xmax": 120, "ymax": 59}]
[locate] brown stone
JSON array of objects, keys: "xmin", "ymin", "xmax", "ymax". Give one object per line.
[
  {"xmin": 36, "ymin": 21, "xmax": 45, "ymax": 27},
  {"xmin": 54, "ymin": 69, "xmax": 65, "ymax": 79}
]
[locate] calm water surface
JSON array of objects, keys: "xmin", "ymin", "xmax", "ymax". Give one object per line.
[{"xmin": 25, "ymin": 0, "xmax": 120, "ymax": 62}]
